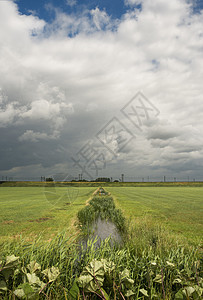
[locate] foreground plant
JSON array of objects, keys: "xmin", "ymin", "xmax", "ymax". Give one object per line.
[
  {"xmin": 0, "ymin": 238, "xmax": 202, "ymax": 299},
  {"xmin": 0, "ymin": 255, "xmax": 59, "ymax": 299},
  {"xmin": 0, "ymin": 187, "xmax": 202, "ymax": 299},
  {"xmin": 68, "ymin": 258, "xmax": 135, "ymax": 299},
  {"xmin": 67, "ymin": 254, "xmax": 203, "ymax": 299}
]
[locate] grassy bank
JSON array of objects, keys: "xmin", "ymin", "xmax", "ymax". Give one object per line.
[
  {"xmin": 0, "ymin": 187, "xmax": 95, "ymax": 242},
  {"xmin": 107, "ymin": 186, "xmax": 203, "ymax": 245}
]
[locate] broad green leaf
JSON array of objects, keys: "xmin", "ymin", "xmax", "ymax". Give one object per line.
[
  {"xmin": 42, "ymin": 266, "xmax": 60, "ymax": 282},
  {"xmin": 120, "ymin": 269, "xmax": 134, "ymax": 288},
  {"xmin": 78, "ymin": 273, "xmax": 103, "ymax": 292},
  {"xmin": 183, "ymin": 286, "xmax": 195, "ymax": 297},
  {"xmin": 140, "ymin": 288, "xmax": 149, "ymax": 297},
  {"xmin": 78, "ymin": 260, "xmax": 105, "ymax": 292},
  {"xmin": 175, "ymin": 289, "xmax": 184, "ymax": 300},
  {"xmin": 0, "ymin": 280, "xmax": 7, "ymax": 292},
  {"xmin": 1, "ymin": 256, "xmax": 20, "ymax": 281},
  {"xmin": 27, "ymin": 261, "xmax": 41, "ymax": 274},
  {"xmin": 89, "ymin": 260, "xmax": 103, "ymax": 273},
  {"xmin": 27, "ymin": 273, "xmax": 42, "ymax": 286},
  {"xmin": 88, "ymin": 278, "xmax": 103, "ymax": 293},
  {"xmin": 77, "ymin": 275, "xmax": 93, "ymax": 288},
  {"xmin": 18, "ymin": 283, "xmax": 34, "ymax": 296},
  {"xmin": 126, "ymin": 289, "xmax": 135, "ymax": 297},
  {"xmin": 1, "ymin": 255, "xmax": 19, "ymax": 281},
  {"xmin": 86, "ymin": 260, "xmax": 104, "ymax": 280},
  {"xmin": 120, "ymin": 268, "xmax": 130, "ymax": 280},
  {"xmin": 101, "ymin": 259, "xmax": 115, "ymax": 273},
  {"xmin": 14, "ymin": 288, "xmax": 25, "ymax": 298},
  {"xmin": 5, "ymin": 255, "xmax": 19, "ymax": 267},
  {"xmin": 68, "ymin": 279, "xmax": 80, "ymax": 299}
]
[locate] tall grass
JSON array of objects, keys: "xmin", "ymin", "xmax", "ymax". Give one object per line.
[
  {"xmin": 77, "ymin": 194, "xmax": 126, "ymax": 234},
  {"xmin": 0, "ymin": 229, "xmax": 202, "ymax": 299}
]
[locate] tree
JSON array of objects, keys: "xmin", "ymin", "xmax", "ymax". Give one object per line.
[{"xmin": 46, "ymin": 177, "xmax": 54, "ymax": 182}]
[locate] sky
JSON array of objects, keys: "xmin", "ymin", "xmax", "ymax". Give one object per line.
[{"xmin": 0, "ymin": 0, "xmax": 203, "ymax": 181}]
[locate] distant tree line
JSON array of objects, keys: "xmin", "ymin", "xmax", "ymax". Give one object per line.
[
  {"xmin": 43, "ymin": 177, "xmax": 120, "ymax": 182},
  {"xmin": 45, "ymin": 177, "xmax": 54, "ymax": 182},
  {"xmin": 94, "ymin": 177, "xmax": 110, "ymax": 182}
]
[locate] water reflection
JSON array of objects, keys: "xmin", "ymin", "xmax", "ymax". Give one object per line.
[{"xmin": 80, "ymin": 217, "xmax": 122, "ymax": 248}]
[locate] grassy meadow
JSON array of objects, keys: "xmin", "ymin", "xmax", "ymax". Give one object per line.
[
  {"xmin": 107, "ymin": 186, "xmax": 203, "ymax": 244},
  {"xmin": 0, "ymin": 186, "xmax": 95, "ymax": 242},
  {"xmin": 0, "ymin": 183, "xmax": 202, "ymax": 243}
]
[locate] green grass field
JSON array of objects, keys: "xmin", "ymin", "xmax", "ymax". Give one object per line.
[
  {"xmin": 0, "ymin": 184, "xmax": 202, "ymax": 244},
  {"xmin": 0, "ymin": 186, "xmax": 95, "ymax": 242},
  {"xmin": 107, "ymin": 186, "xmax": 203, "ymax": 244},
  {"xmin": 0, "ymin": 183, "xmax": 202, "ymax": 299}
]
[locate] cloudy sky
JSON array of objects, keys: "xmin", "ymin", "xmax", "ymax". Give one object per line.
[{"xmin": 0, "ymin": 0, "xmax": 203, "ymax": 181}]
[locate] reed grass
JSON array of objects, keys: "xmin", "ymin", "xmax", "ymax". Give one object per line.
[{"xmin": 77, "ymin": 195, "xmax": 127, "ymax": 234}]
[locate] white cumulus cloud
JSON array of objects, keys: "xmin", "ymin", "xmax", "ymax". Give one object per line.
[{"xmin": 66, "ymin": 0, "xmax": 77, "ymax": 7}]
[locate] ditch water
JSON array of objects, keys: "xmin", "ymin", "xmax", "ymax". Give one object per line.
[
  {"xmin": 79, "ymin": 188, "xmax": 123, "ymax": 249},
  {"xmin": 80, "ymin": 217, "xmax": 122, "ymax": 249}
]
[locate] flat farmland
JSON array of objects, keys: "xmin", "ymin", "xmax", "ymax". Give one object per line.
[
  {"xmin": 0, "ymin": 186, "xmax": 95, "ymax": 242},
  {"xmin": 0, "ymin": 184, "xmax": 202, "ymax": 244},
  {"xmin": 107, "ymin": 186, "xmax": 203, "ymax": 243},
  {"xmin": 0, "ymin": 184, "xmax": 202, "ymax": 299}
]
